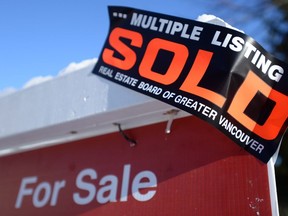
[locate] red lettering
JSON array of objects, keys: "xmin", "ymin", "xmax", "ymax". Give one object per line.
[
  {"xmin": 180, "ymin": 50, "xmax": 226, "ymax": 107},
  {"xmin": 228, "ymin": 71, "xmax": 288, "ymax": 140},
  {"xmin": 102, "ymin": 27, "xmax": 143, "ymax": 70},
  {"xmin": 139, "ymin": 38, "xmax": 188, "ymax": 85}
]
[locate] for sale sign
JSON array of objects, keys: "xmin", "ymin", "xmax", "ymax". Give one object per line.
[
  {"xmin": 92, "ymin": 6, "xmax": 288, "ymax": 163},
  {"xmin": 0, "ymin": 117, "xmax": 273, "ymax": 215}
]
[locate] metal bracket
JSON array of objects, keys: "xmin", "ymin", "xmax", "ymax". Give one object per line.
[
  {"xmin": 114, "ymin": 123, "xmax": 137, "ymax": 147},
  {"xmin": 164, "ymin": 109, "xmax": 179, "ymax": 134}
]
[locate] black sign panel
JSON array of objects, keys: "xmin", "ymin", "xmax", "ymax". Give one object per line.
[{"xmin": 92, "ymin": 6, "xmax": 288, "ymax": 163}]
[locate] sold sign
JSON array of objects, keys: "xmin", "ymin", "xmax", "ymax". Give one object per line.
[{"xmin": 93, "ymin": 6, "xmax": 288, "ymax": 163}]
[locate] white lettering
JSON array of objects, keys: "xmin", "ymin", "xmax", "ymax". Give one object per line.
[
  {"xmin": 73, "ymin": 168, "xmax": 97, "ymax": 205},
  {"xmin": 120, "ymin": 164, "xmax": 130, "ymax": 202},
  {"xmin": 130, "ymin": 12, "xmax": 203, "ymax": 41},
  {"xmin": 15, "ymin": 176, "xmax": 37, "ymax": 208},
  {"xmin": 72, "ymin": 164, "xmax": 158, "ymax": 205},
  {"xmin": 97, "ymin": 175, "xmax": 118, "ymax": 204},
  {"xmin": 33, "ymin": 182, "xmax": 51, "ymax": 208},
  {"xmin": 15, "ymin": 177, "xmax": 66, "ymax": 208},
  {"xmin": 132, "ymin": 171, "xmax": 157, "ymax": 201},
  {"xmin": 219, "ymin": 115, "xmax": 264, "ymax": 154}
]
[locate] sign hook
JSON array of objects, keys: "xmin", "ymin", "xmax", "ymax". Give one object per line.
[
  {"xmin": 114, "ymin": 123, "xmax": 137, "ymax": 147},
  {"xmin": 164, "ymin": 109, "xmax": 179, "ymax": 134}
]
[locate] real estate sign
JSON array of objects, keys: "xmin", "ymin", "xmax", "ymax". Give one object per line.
[
  {"xmin": 93, "ymin": 6, "xmax": 288, "ymax": 163},
  {"xmin": 0, "ymin": 117, "xmax": 273, "ymax": 215}
]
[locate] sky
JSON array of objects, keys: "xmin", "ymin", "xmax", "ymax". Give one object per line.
[{"xmin": 0, "ymin": 0, "xmax": 279, "ymax": 96}]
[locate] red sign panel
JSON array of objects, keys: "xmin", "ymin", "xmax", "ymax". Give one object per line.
[
  {"xmin": 0, "ymin": 117, "xmax": 272, "ymax": 215},
  {"xmin": 92, "ymin": 6, "xmax": 288, "ymax": 163}
]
